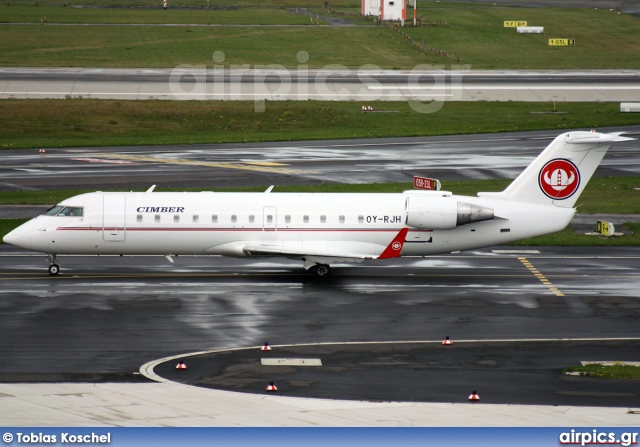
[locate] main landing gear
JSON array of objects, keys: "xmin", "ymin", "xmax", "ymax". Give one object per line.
[
  {"xmin": 310, "ymin": 264, "xmax": 331, "ymax": 277},
  {"xmin": 46, "ymin": 253, "xmax": 60, "ymax": 275}
]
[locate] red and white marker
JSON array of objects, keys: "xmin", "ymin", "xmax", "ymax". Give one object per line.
[
  {"xmin": 39, "ymin": 149, "xmax": 45, "ymax": 154},
  {"xmin": 266, "ymin": 382, "xmax": 277, "ymax": 392},
  {"xmin": 442, "ymin": 336, "xmax": 453, "ymax": 345},
  {"xmin": 468, "ymin": 390, "xmax": 480, "ymax": 401},
  {"xmin": 261, "ymin": 342, "xmax": 272, "ymax": 351},
  {"xmin": 176, "ymin": 360, "xmax": 187, "ymax": 370}
]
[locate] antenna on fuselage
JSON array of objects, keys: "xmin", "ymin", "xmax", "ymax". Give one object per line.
[
  {"xmin": 264, "ymin": 185, "xmax": 274, "ymax": 193},
  {"xmin": 146, "ymin": 185, "xmax": 157, "ymax": 193}
]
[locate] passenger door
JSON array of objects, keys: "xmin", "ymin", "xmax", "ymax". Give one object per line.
[{"xmin": 103, "ymin": 194, "xmax": 126, "ymax": 242}]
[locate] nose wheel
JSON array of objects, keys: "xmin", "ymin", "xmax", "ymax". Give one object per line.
[{"xmin": 46, "ymin": 254, "xmax": 60, "ymax": 275}]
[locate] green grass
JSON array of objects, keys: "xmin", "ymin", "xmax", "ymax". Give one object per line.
[
  {"xmin": 1, "ymin": 5, "xmax": 319, "ymax": 25},
  {"xmin": 5, "ymin": 0, "xmax": 359, "ymax": 7},
  {"xmin": 507, "ymin": 223, "xmax": 640, "ymax": 247},
  {"xmin": 404, "ymin": 5, "xmax": 640, "ymax": 69},
  {"xmin": 1, "ymin": 3, "xmax": 640, "ymax": 68},
  {"xmin": 563, "ymin": 362, "xmax": 640, "ymax": 380},
  {"xmin": 2, "ymin": 100, "xmax": 640, "ymax": 150},
  {"xmin": 0, "ymin": 25, "xmax": 433, "ymax": 68},
  {"xmin": 577, "ymin": 177, "xmax": 640, "ymax": 214}
]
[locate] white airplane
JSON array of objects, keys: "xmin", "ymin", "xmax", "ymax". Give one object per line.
[{"xmin": 3, "ymin": 131, "xmax": 632, "ymax": 277}]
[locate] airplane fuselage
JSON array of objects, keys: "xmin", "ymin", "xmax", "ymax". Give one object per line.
[
  {"xmin": 9, "ymin": 190, "xmax": 574, "ymax": 258},
  {"xmin": 6, "ymin": 131, "xmax": 630, "ymax": 276}
]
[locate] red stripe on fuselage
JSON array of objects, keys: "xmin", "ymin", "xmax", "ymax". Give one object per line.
[{"xmin": 57, "ymin": 227, "xmax": 433, "ymax": 233}]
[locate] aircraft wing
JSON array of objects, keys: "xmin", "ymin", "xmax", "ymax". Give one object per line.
[
  {"xmin": 243, "ymin": 245, "xmax": 369, "ymax": 270},
  {"xmin": 242, "ymin": 228, "xmax": 409, "ymax": 269}
]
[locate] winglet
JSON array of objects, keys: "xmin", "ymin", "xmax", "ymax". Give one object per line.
[{"xmin": 378, "ymin": 228, "xmax": 409, "ymax": 259}]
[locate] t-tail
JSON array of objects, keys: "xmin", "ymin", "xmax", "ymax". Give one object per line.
[{"xmin": 481, "ymin": 131, "xmax": 633, "ymax": 207}]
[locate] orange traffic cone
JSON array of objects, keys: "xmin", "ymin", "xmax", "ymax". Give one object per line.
[
  {"xmin": 176, "ymin": 360, "xmax": 187, "ymax": 370},
  {"xmin": 468, "ymin": 390, "xmax": 480, "ymax": 402},
  {"xmin": 442, "ymin": 336, "xmax": 453, "ymax": 345},
  {"xmin": 261, "ymin": 342, "xmax": 272, "ymax": 351},
  {"xmin": 266, "ymin": 382, "xmax": 277, "ymax": 392}
]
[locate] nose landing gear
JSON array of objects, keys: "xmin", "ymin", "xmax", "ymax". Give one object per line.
[{"xmin": 46, "ymin": 254, "xmax": 60, "ymax": 275}]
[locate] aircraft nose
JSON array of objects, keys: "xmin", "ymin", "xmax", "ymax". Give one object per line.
[{"xmin": 3, "ymin": 228, "xmax": 32, "ymax": 249}]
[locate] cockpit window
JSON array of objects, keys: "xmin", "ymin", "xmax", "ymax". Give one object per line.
[
  {"xmin": 42, "ymin": 206, "xmax": 64, "ymax": 216},
  {"xmin": 58, "ymin": 207, "xmax": 83, "ymax": 217}
]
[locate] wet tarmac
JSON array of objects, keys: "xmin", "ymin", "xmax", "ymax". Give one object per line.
[
  {"xmin": 1, "ymin": 245, "xmax": 639, "ymax": 406},
  {"xmin": 1, "ymin": 128, "xmax": 639, "ymax": 191},
  {"xmin": 154, "ymin": 340, "xmax": 640, "ymax": 407}
]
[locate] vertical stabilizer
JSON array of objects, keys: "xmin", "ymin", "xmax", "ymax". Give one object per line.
[{"xmin": 483, "ymin": 131, "xmax": 633, "ymax": 208}]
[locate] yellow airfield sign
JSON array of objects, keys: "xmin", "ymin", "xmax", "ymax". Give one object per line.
[
  {"xmin": 549, "ymin": 38, "xmax": 576, "ymax": 46},
  {"xmin": 504, "ymin": 21, "xmax": 527, "ymax": 27}
]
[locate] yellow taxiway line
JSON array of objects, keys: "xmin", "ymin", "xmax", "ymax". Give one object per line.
[{"xmin": 518, "ymin": 257, "xmax": 565, "ymax": 297}]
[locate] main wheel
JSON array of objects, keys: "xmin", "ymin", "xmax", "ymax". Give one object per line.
[
  {"xmin": 48, "ymin": 264, "xmax": 60, "ymax": 275},
  {"xmin": 314, "ymin": 264, "xmax": 331, "ymax": 277}
]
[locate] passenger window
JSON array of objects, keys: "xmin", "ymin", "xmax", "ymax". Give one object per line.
[
  {"xmin": 155, "ymin": 215, "xmax": 161, "ymax": 223},
  {"xmin": 193, "ymin": 214, "xmax": 199, "ymax": 223},
  {"xmin": 174, "ymin": 215, "xmax": 180, "ymax": 223},
  {"xmin": 358, "ymin": 215, "xmax": 364, "ymax": 223},
  {"xmin": 231, "ymin": 215, "xmax": 237, "ymax": 223},
  {"xmin": 43, "ymin": 206, "xmax": 64, "ymax": 216},
  {"xmin": 339, "ymin": 215, "xmax": 345, "ymax": 223},
  {"xmin": 285, "ymin": 215, "xmax": 291, "ymax": 223},
  {"xmin": 212, "ymin": 215, "xmax": 218, "ymax": 223},
  {"xmin": 320, "ymin": 215, "xmax": 326, "ymax": 223},
  {"xmin": 136, "ymin": 214, "xmax": 143, "ymax": 222},
  {"xmin": 266, "ymin": 215, "xmax": 273, "ymax": 223},
  {"xmin": 303, "ymin": 215, "xmax": 309, "ymax": 223},
  {"xmin": 249, "ymin": 215, "xmax": 255, "ymax": 223}
]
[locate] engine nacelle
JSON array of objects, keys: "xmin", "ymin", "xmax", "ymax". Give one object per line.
[{"xmin": 405, "ymin": 195, "xmax": 494, "ymax": 230}]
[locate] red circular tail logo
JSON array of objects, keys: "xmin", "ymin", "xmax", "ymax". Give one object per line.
[{"xmin": 538, "ymin": 159, "xmax": 580, "ymax": 200}]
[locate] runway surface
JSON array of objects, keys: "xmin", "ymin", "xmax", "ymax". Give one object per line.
[
  {"xmin": 1, "ymin": 127, "xmax": 639, "ymax": 192},
  {"xmin": 2, "ymin": 68, "xmax": 639, "ymax": 102},
  {"xmin": 1, "ymin": 244, "xmax": 639, "ymax": 409}
]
